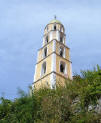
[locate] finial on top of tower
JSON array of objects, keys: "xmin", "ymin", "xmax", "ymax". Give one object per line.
[
  {"xmin": 49, "ymin": 16, "xmax": 62, "ymax": 24},
  {"xmin": 54, "ymin": 15, "xmax": 57, "ymax": 20}
]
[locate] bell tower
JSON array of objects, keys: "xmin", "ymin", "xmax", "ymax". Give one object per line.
[{"xmin": 32, "ymin": 18, "xmax": 72, "ymax": 90}]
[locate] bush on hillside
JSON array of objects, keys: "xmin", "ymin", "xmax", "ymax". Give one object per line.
[{"xmin": 0, "ymin": 65, "xmax": 101, "ymax": 123}]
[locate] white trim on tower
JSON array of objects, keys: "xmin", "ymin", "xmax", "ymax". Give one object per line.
[
  {"xmin": 50, "ymin": 73, "xmax": 56, "ymax": 89},
  {"xmin": 50, "ymin": 39, "xmax": 56, "ymax": 88},
  {"xmin": 64, "ymin": 47, "xmax": 66, "ymax": 58},
  {"xmin": 49, "ymin": 32, "xmax": 53, "ymax": 41},
  {"xmin": 34, "ymin": 65, "xmax": 37, "ymax": 82},
  {"xmin": 56, "ymin": 31, "xmax": 60, "ymax": 41},
  {"xmin": 51, "ymin": 53, "xmax": 56, "ymax": 72},
  {"xmin": 53, "ymin": 39, "xmax": 56, "ymax": 52},
  {"xmin": 42, "ymin": 37, "xmax": 45, "ymax": 46},
  {"xmin": 70, "ymin": 63, "xmax": 73, "ymax": 80}
]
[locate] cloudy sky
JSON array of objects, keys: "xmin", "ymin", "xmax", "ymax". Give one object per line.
[{"xmin": 0, "ymin": 0, "xmax": 101, "ymax": 99}]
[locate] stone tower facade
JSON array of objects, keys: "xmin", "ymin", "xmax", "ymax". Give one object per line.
[{"xmin": 32, "ymin": 18, "xmax": 72, "ymax": 90}]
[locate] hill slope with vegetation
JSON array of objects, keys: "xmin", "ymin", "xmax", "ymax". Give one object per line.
[{"xmin": 0, "ymin": 65, "xmax": 101, "ymax": 123}]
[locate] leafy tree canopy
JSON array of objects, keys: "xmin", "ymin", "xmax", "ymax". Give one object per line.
[{"xmin": 0, "ymin": 65, "xmax": 101, "ymax": 123}]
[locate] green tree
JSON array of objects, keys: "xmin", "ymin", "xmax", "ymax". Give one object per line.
[{"xmin": 0, "ymin": 65, "xmax": 101, "ymax": 123}]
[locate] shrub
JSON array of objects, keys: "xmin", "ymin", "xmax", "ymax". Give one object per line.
[{"xmin": 0, "ymin": 65, "xmax": 101, "ymax": 123}]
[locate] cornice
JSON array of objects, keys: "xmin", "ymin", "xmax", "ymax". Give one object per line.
[
  {"xmin": 38, "ymin": 39, "xmax": 70, "ymax": 51},
  {"xmin": 36, "ymin": 51, "xmax": 72, "ymax": 65},
  {"xmin": 33, "ymin": 71, "xmax": 69, "ymax": 84},
  {"xmin": 43, "ymin": 30, "xmax": 66, "ymax": 37},
  {"xmin": 44, "ymin": 22, "xmax": 64, "ymax": 30}
]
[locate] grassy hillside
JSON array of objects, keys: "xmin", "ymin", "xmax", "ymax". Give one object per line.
[{"xmin": 0, "ymin": 65, "xmax": 101, "ymax": 123}]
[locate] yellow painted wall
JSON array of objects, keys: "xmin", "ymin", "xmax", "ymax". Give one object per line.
[
  {"xmin": 35, "ymin": 55, "xmax": 52, "ymax": 81},
  {"xmin": 56, "ymin": 74, "xmax": 66, "ymax": 87},
  {"xmin": 56, "ymin": 55, "xmax": 71, "ymax": 79},
  {"xmin": 55, "ymin": 41, "xmax": 70, "ymax": 60},
  {"xmin": 37, "ymin": 41, "xmax": 53, "ymax": 62},
  {"xmin": 35, "ymin": 39, "xmax": 72, "ymax": 83},
  {"xmin": 44, "ymin": 23, "xmax": 62, "ymax": 34},
  {"xmin": 34, "ymin": 74, "xmax": 50, "ymax": 90},
  {"xmin": 34, "ymin": 73, "xmax": 70, "ymax": 90}
]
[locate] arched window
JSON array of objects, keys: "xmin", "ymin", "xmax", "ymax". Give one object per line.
[
  {"xmin": 46, "ymin": 36, "xmax": 48, "ymax": 43},
  {"xmin": 41, "ymin": 62, "xmax": 46, "ymax": 76},
  {"xmin": 43, "ymin": 47, "xmax": 47, "ymax": 58},
  {"xmin": 60, "ymin": 61, "xmax": 66, "ymax": 74},
  {"xmin": 54, "ymin": 24, "xmax": 56, "ymax": 30},
  {"xmin": 60, "ymin": 36, "xmax": 63, "ymax": 43},
  {"xmin": 59, "ymin": 47, "xmax": 64, "ymax": 57}
]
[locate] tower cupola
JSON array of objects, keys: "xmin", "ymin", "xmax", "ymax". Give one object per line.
[{"xmin": 43, "ymin": 18, "xmax": 65, "ymax": 46}]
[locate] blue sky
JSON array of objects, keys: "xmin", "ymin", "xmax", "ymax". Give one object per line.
[{"xmin": 0, "ymin": 0, "xmax": 101, "ymax": 99}]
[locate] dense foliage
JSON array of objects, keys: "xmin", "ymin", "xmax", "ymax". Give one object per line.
[{"xmin": 0, "ymin": 65, "xmax": 101, "ymax": 123}]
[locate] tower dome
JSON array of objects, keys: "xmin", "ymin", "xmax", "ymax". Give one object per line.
[
  {"xmin": 44, "ymin": 18, "xmax": 65, "ymax": 36},
  {"xmin": 49, "ymin": 19, "xmax": 62, "ymax": 24},
  {"xmin": 43, "ymin": 17, "xmax": 65, "ymax": 46}
]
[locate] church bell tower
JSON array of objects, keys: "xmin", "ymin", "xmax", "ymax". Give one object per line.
[{"xmin": 32, "ymin": 18, "xmax": 72, "ymax": 90}]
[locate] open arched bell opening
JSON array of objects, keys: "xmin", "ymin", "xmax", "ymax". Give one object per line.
[
  {"xmin": 60, "ymin": 61, "xmax": 66, "ymax": 74},
  {"xmin": 54, "ymin": 24, "xmax": 56, "ymax": 30},
  {"xmin": 59, "ymin": 46, "xmax": 64, "ymax": 57},
  {"xmin": 43, "ymin": 47, "xmax": 47, "ymax": 58},
  {"xmin": 41, "ymin": 62, "xmax": 46, "ymax": 76}
]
